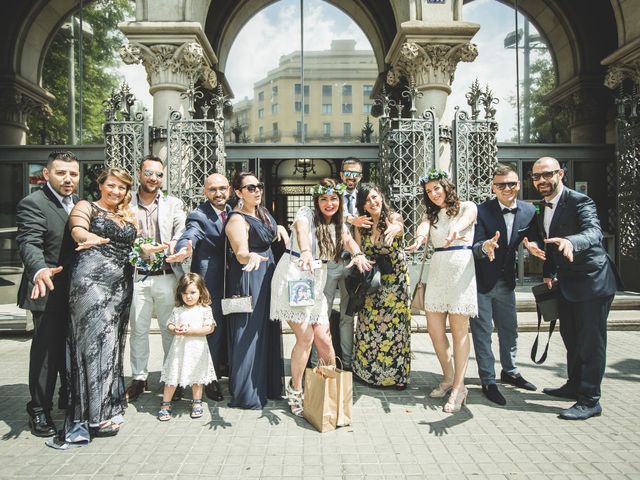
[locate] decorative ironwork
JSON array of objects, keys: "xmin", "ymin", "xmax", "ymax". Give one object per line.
[
  {"xmin": 452, "ymin": 80, "xmax": 499, "ymax": 203},
  {"xmin": 166, "ymin": 83, "xmax": 226, "ymax": 211},
  {"xmin": 377, "ymin": 85, "xmax": 438, "ymax": 262},
  {"xmin": 103, "ymin": 82, "xmax": 149, "ymax": 180},
  {"xmin": 614, "ymin": 88, "xmax": 640, "ymax": 262},
  {"xmin": 293, "ymin": 158, "xmax": 316, "ymax": 179},
  {"xmin": 361, "ymin": 116, "xmax": 374, "ymax": 143}
]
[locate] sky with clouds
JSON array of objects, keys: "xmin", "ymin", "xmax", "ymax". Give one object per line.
[{"xmin": 115, "ymin": 0, "xmax": 551, "ymax": 141}]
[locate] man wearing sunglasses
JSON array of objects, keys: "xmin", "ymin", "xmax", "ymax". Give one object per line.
[
  {"xmin": 471, "ymin": 164, "xmax": 539, "ymax": 406},
  {"xmin": 527, "ymin": 156, "xmax": 621, "ymax": 420},
  {"xmin": 126, "ymin": 154, "xmax": 187, "ymax": 402}
]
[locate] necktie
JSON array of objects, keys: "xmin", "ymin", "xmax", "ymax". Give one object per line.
[
  {"xmin": 346, "ymin": 195, "xmax": 354, "ymax": 216},
  {"xmin": 501, "ymin": 207, "xmax": 518, "ymax": 215},
  {"xmin": 541, "ymin": 201, "xmax": 554, "ymax": 210},
  {"xmin": 62, "ymin": 196, "xmax": 73, "ymax": 214},
  {"xmin": 220, "ymin": 211, "xmax": 227, "ymax": 224}
]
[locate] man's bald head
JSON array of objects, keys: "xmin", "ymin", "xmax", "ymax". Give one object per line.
[
  {"xmin": 533, "ymin": 156, "xmax": 561, "ymax": 170},
  {"xmin": 204, "ymin": 173, "xmax": 230, "ymax": 209}
]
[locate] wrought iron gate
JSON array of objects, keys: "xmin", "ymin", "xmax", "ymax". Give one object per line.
[
  {"xmin": 378, "ymin": 86, "xmax": 438, "ymax": 258},
  {"xmin": 615, "ymin": 89, "xmax": 640, "ymax": 290}
]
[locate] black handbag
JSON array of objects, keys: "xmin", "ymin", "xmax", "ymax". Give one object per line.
[{"xmin": 530, "ymin": 282, "xmax": 560, "ymax": 364}]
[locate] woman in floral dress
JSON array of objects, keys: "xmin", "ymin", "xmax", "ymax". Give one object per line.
[{"xmin": 352, "ymin": 184, "xmax": 411, "ymax": 389}]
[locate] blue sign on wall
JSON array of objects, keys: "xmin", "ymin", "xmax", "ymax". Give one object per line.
[{"xmin": 427, "ymin": 0, "xmax": 446, "ymax": 3}]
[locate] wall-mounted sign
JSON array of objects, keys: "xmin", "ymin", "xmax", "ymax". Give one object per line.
[{"xmin": 427, "ymin": 0, "xmax": 446, "ymax": 3}]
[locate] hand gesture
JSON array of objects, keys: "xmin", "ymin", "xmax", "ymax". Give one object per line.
[
  {"xmin": 276, "ymin": 225, "xmax": 290, "ymax": 245},
  {"xmin": 543, "ymin": 276, "xmax": 555, "ymax": 289},
  {"xmin": 350, "ymin": 215, "xmax": 373, "ymax": 229},
  {"xmin": 296, "ymin": 250, "xmax": 314, "ymax": 272},
  {"xmin": 139, "ymin": 242, "xmax": 167, "ymax": 256},
  {"xmin": 545, "ymin": 237, "xmax": 574, "ymax": 262},
  {"xmin": 166, "ymin": 240, "xmax": 192, "ymax": 263},
  {"xmin": 405, "ymin": 235, "xmax": 425, "ymax": 253},
  {"xmin": 482, "ymin": 231, "xmax": 500, "ymax": 262},
  {"xmin": 523, "ymin": 237, "xmax": 546, "ymax": 260},
  {"xmin": 242, "ymin": 252, "xmax": 269, "ymax": 272},
  {"xmin": 76, "ymin": 235, "xmax": 110, "ymax": 251},
  {"xmin": 31, "ymin": 266, "xmax": 63, "ymax": 299},
  {"xmin": 347, "ymin": 254, "xmax": 374, "ymax": 273},
  {"xmin": 444, "ymin": 229, "xmax": 466, "ymax": 247},
  {"xmin": 383, "ymin": 218, "xmax": 402, "ymax": 246}
]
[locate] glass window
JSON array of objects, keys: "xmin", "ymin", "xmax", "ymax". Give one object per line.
[
  {"xmin": 343, "ymin": 122, "xmax": 351, "ymax": 138},
  {"xmin": 271, "ymin": 103, "xmax": 278, "ymax": 114},
  {"xmin": 322, "ymin": 123, "xmax": 331, "ymax": 137},
  {"xmin": 322, "ymin": 85, "xmax": 332, "ymax": 96},
  {"xmin": 258, "ymin": 108, "xmax": 264, "ymax": 119},
  {"xmin": 258, "ymin": 126, "xmax": 264, "ymax": 140},
  {"xmin": 258, "ymin": 91, "xmax": 264, "ymax": 102},
  {"xmin": 271, "ymin": 86, "xmax": 278, "ymax": 97},
  {"xmin": 342, "ymin": 84, "xmax": 352, "ymax": 97},
  {"xmin": 362, "ymin": 85, "xmax": 373, "ymax": 97},
  {"xmin": 342, "ymin": 103, "xmax": 352, "ymax": 114},
  {"xmin": 363, "ymin": 103, "xmax": 372, "ymax": 114},
  {"xmin": 322, "ymin": 103, "xmax": 332, "ymax": 114}
]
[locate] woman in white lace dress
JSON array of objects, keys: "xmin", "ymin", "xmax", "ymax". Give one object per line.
[
  {"xmin": 407, "ymin": 169, "xmax": 478, "ymax": 413},
  {"xmin": 271, "ymin": 178, "xmax": 372, "ymax": 417}
]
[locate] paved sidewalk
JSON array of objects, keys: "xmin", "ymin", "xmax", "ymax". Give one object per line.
[{"xmin": 1, "ymin": 330, "xmax": 640, "ymax": 479}]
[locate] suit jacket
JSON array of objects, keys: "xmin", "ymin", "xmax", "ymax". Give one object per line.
[
  {"xmin": 473, "ymin": 198, "xmax": 539, "ymax": 294},
  {"xmin": 175, "ymin": 201, "xmax": 231, "ymax": 298},
  {"xmin": 16, "ymin": 184, "xmax": 77, "ymax": 312},
  {"xmin": 130, "ymin": 192, "xmax": 186, "ymax": 276},
  {"xmin": 540, "ymin": 187, "xmax": 622, "ymax": 302}
]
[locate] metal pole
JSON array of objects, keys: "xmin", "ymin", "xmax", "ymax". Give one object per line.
[
  {"xmin": 300, "ymin": 0, "xmax": 305, "ymax": 144},
  {"xmin": 78, "ymin": 0, "xmax": 84, "ymax": 144},
  {"xmin": 522, "ymin": 19, "xmax": 531, "ymax": 143},
  {"xmin": 68, "ymin": 18, "xmax": 76, "ymax": 145},
  {"xmin": 514, "ymin": 0, "xmax": 521, "ymax": 144}
]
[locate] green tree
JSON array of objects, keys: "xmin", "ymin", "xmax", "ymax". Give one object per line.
[
  {"xmin": 528, "ymin": 56, "xmax": 570, "ymax": 143},
  {"xmin": 28, "ymin": 0, "xmax": 134, "ymax": 145}
]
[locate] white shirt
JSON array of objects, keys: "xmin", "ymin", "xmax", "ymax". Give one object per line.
[
  {"xmin": 47, "ymin": 182, "xmax": 74, "ymax": 214},
  {"xmin": 543, "ymin": 185, "xmax": 563, "ymax": 237},
  {"xmin": 498, "ymin": 200, "xmax": 516, "ymax": 244}
]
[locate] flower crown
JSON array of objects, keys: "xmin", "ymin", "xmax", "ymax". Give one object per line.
[
  {"xmin": 419, "ymin": 168, "xmax": 449, "ymax": 184},
  {"xmin": 311, "ymin": 183, "xmax": 347, "ymax": 197}
]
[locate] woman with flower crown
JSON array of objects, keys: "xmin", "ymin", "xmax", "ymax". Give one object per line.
[
  {"xmin": 271, "ymin": 178, "xmax": 373, "ymax": 417},
  {"xmin": 406, "ymin": 168, "xmax": 478, "ymax": 414}
]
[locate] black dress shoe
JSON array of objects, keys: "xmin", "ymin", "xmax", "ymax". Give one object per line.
[
  {"xmin": 482, "ymin": 384, "xmax": 506, "ymax": 406},
  {"xmin": 542, "ymin": 385, "xmax": 578, "ymax": 400},
  {"xmin": 559, "ymin": 402, "xmax": 602, "ymax": 420},
  {"xmin": 172, "ymin": 385, "xmax": 184, "ymax": 402},
  {"xmin": 204, "ymin": 381, "xmax": 224, "ymax": 401},
  {"xmin": 500, "ymin": 371, "xmax": 536, "ymax": 391},
  {"xmin": 125, "ymin": 380, "xmax": 147, "ymax": 402},
  {"xmin": 27, "ymin": 408, "xmax": 56, "ymax": 437}
]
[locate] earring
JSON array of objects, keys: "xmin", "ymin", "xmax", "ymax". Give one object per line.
[{"xmin": 237, "ymin": 198, "xmax": 244, "ymax": 209}]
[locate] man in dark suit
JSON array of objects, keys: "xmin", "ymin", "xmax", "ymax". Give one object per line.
[
  {"xmin": 526, "ymin": 156, "xmax": 621, "ymax": 420},
  {"xmin": 16, "ymin": 151, "xmax": 80, "ymax": 437},
  {"xmin": 471, "ymin": 164, "xmax": 538, "ymax": 406},
  {"xmin": 169, "ymin": 173, "xmax": 231, "ymax": 401}
]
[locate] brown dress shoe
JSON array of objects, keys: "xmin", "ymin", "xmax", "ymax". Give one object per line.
[{"xmin": 125, "ymin": 380, "xmax": 147, "ymax": 402}]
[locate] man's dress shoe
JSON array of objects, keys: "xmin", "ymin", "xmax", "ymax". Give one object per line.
[
  {"xmin": 559, "ymin": 402, "xmax": 602, "ymax": 420},
  {"xmin": 500, "ymin": 371, "xmax": 536, "ymax": 391},
  {"xmin": 27, "ymin": 408, "xmax": 56, "ymax": 437},
  {"xmin": 205, "ymin": 381, "xmax": 224, "ymax": 401},
  {"xmin": 482, "ymin": 384, "xmax": 506, "ymax": 406},
  {"xmin": 542, "ymin": 385, "xmax": 578, "ymax": 400},
  {"xmin": 125, "ymin": 380, "xmax": 147, "ymax": 402}
]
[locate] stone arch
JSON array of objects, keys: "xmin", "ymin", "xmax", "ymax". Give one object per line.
[{"xmin": 204, "ymin": 0, "xmax": 397, "ymax": 78}]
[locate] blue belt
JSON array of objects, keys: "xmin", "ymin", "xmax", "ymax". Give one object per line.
[
  {"xmin": 285, "ymin": 249, "xmax": 328, "ymax": 263},
  {"xmin": 433, "ymin": 246, "xmax": 473, "ymax": 252}
]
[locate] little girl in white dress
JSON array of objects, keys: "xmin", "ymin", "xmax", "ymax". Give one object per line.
[{"xmin": 158, "ymin": 273, "xmax": 217, "ymax": 421}]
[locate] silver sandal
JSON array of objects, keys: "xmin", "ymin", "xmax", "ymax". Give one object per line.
[{"xmin": 285, "ymin": 380, "xmax": 304, "ymax": 417}]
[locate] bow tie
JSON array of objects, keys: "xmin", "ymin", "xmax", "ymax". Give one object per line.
[
  {"xmin": 501, "ymin": 207, "xmax": 518, "ymax": 215},
  {"xmin": 541, "ymin": 201, "xmax": 554, "ymax": 210}
]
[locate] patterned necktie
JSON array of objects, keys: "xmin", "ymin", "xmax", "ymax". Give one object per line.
[
  {"xmin": 220, "ymin": 211, "xmax": 227, "ymax": 224},
  {"xmin": 62, "ymin": 196, "xmax": 73, "ymax": 214}
]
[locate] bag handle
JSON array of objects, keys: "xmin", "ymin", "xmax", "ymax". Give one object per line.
[
  {"xmin": 223, "ymin": 215, "xmax": 250, "ymax": 300},
  {"xmin": 416, "ymin": 244, "xmax": 429, "ymax": 282},
  {"xmin": 530, "ymin": 304, "xmax": 556, "ymax": 364}
]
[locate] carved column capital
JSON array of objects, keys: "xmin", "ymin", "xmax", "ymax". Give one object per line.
[
  {"xmin": 0, "ymin": 86, "xmax": 51, "ymax": 127},
  {"xmin": 604, "ymin": 60, "xmax": 640, "ymax": 90},
  {"xmin": 387, "ymin": 41, "xmax": 478, "ymax": 93},
  {"xmin": 120, "ymin": 41, "xmax": 216, "ymax": 92}
]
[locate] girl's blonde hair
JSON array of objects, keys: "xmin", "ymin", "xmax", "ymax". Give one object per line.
[{"xmin": 175, "ymin": 272, "xmax": 212, "ymax": 307}]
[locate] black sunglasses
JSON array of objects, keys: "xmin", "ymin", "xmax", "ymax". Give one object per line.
[
  {"xmin": 493, "ymin": 181, "xmax": 519, "ymax": 190},
  {"xmin": 530, "ymin": 170, "xmax": 559, "ymax": 181},
  {"xmin": 240, "ymin": 182, "xmax": 264, "ymax": 193}
]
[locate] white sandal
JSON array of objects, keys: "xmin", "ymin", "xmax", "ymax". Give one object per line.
[{"xmin": 285, "ymin": 380, "xmax": 304, "ymax": 417}]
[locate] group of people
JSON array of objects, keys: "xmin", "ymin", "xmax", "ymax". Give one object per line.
[{"xmin": 16, "ymin": 151, "xmax": 620, "ymax": 450}]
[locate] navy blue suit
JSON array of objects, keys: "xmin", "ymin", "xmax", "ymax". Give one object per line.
[
  {"xmin": 175, "ymin": 201, "xmax": 231, "ymax": 373},
  {"xmin": 470, "ymin": 198, "xmax": 538, "ymax": 385},
  {"xmin": 541, "ymin": 187, "xmax": 621, "ymax": 406}
]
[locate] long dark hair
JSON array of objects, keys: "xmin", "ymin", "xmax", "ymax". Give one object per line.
[
  {"xmin": 312, "ymin": 178, "xmax": 344, "ymax": 262},
  {"xmin": 356, "ymin": 183, "xmax": 392, "ymax": 235},
  {"xmin": 420, "ymin": 176, "xmax": 460, "ymax": 226},
  {"xmin": 175, "ymin": 273, "xmax": 212, "ymax": 307},
  {"xmin": 231, "ymin": 171, "xmax": 272, "ymax": 227}
]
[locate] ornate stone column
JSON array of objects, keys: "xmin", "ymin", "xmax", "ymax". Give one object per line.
[
  {"xmin": 544, "ymin": 76, "xmax": 608, "ymax": 144},
  {"xmin": 0, "ymin": 78, "xmax": 52, "ymax": 145},
  {"xmin": 119, "ymin": 21, "xmax": 218, "ymax": 157}
]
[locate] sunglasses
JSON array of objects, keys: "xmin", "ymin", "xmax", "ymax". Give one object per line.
[
  {"xmin": 493, "ymin": 181, "xmax": 519, "ymax": 190},
  {"xmin": 530, "ymin": 170, "xmax": 559, "ymax": 181},
  {"xmin": 342, "ymin": 171, "xmax": 362, "ymax": 178},
  {"xmin": 143, "ymin": 169, "xmax": 164, "ymax": 179},
  {"xmin": 240, "ymin": 182, "xmax": 264, "ymax": 193}
]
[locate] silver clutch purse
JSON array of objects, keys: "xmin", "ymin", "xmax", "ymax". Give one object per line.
[{"xmin": 221, "ymin": 295, "xmax": 253, "ymax": 315}]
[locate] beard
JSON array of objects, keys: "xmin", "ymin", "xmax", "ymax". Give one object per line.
[{"xmin": 140, "ymin": 182, "xmax": 160, "ymax": 194}]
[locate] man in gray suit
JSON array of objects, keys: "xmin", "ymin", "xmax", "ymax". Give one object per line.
[
  {"xmin": 16, "ymin": 150, "xmax": 80, "ymax": 437},
  {"xmin": 125, "ymin": 155, "xmax": 186, "ymax": 401}
]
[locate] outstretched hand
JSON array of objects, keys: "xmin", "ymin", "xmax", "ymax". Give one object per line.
[
  {"xmin": 383, "ymin": 218, "xmax": 402, "ymax": 246},
  {"xmin": 523, "ymin": 237, "xmax": 546, "ymax": 260},
  {"xmin": 243, "ymin": 252, "xmax": 269, "ymax": 272},
  {"xmin": 346, "ymin": 254, "xmax": 374, "ymax": 273},
  {"xmin": 31, "ymin": 266, "xmax": 63, "ymax": 299},
  {"xmin": 76, "ymin": 236, "xmax": 110, "ymax": 251},
  {"xmin": 444, "ymin": 229, "xmax": 466, "ymax": 247},
  {"xmin": 545, "ymin": 237, "xmax": 573, "ymax": 262},
  {"xmin": 350, "ymin": 215, "xmax": 373, "ymax": 229},
  {"xmin": 166, "ymin": 240, "xmax": 192, "ymax": 263},
  {"xmin": 482, "ymin": 231, "xmax": 500, "ymax": 262}
]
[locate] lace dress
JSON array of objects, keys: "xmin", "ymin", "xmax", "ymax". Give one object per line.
[
  {"xmin": 270, "ymin": 207, "xmax": 333, "ymax": 325},
  {"xmin": 353, "ymin": 233, "xmax": 411, "ymax": 386},
  {"xmin": 63, "ymin": 202, "xmax": 136, "ymax": 443},
  {"xmin": 160, "ymin": 305, "xmax": 217, "ymax": 387},
  {"xmin": 424, "ymin": 201, "xmax": 478, "ymax": 317}
]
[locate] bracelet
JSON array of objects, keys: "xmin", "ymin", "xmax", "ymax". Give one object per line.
[{"xmin": 353, "ymin": 252, "xmax": 364, "ymax": 257}]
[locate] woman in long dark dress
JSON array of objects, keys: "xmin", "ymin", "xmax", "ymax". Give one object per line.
[
  {"xmin": 48, "ymin": 168, "xmax": 137, "ymax": 449},
  {"xmin": 224, "ymin": 172, "xmax": 288, "ymax": 409}
]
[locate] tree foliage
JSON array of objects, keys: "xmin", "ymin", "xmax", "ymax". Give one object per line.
[
  {"xmin": 28, "ymin": 0, "xmax": 134, "ymax": 145},
  {"xmin": 528, "ymin": 56, "xmax": 570, "ymax": 143}
]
